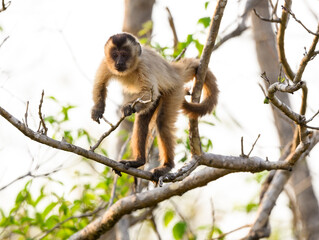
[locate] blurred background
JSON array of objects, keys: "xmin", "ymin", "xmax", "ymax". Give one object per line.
[{"xmin": 0, "ymin": 0, "xmax": 319, "ymax": 239}]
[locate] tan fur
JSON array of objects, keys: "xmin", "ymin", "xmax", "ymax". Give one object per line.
[{"xmin": 91, "ymin": 33, "xmax": 218, "ymax": 180}]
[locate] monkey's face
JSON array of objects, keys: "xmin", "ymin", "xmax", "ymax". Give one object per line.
[{"xmin": 105, "ymin": 33, "xmax": 142, "ymax": 76}]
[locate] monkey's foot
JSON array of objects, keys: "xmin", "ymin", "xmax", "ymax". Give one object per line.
[
  {"xmin": 150, "ymin": 165, "xmax": 172, "ymax": 183},
  {"xmin": 119, "ymin": 159, "xmax": 146, "ymax": 169},
  {"xmin": 91, "ymin": 107, "xmax": 104, "ymax": 123}
]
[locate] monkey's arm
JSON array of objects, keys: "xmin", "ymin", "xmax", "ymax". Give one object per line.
[{"xmin": 91, "ymin": 60, "xmax": 112, "ymax": 123}]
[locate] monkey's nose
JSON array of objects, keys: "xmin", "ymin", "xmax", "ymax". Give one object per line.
[{"xmin": 116, "ymin": 63, "xmax": 126, "ymax": 71}]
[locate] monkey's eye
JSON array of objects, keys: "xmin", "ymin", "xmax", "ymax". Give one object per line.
[
  {"xmin": 111, "ymin": 52, "xmax": 118, "ymax": 59},
  {"xmin": 121, "ymin": 52, "xmax": 129, "ymax": 59}
]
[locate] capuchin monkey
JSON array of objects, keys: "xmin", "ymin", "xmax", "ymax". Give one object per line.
[{"xmin": 91, "ymin": 33, "xmax": 218, "ymax": 181}]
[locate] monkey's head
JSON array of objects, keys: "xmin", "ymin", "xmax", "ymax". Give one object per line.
[{"xmin": 104, "ymin": 33, "xmax": 142, "ymax": 76}]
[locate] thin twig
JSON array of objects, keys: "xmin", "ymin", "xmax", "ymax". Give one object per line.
[
  {"xmin": 170, "ymin": 200, "xmax": 195, "ymax": 238},
  {"xmin": 0, "ymin": 0, "xmax": 11, "ymax": 12},
  {"xmin": 90, "ymin": 92, "xmax": 153, "ymax": 151},
  {"xmin": 37, "ymin": 203, "xmax": 107, "ymax": 240},
  {"xmin": 0, "ymin": 36, "xmax": 9, "ymax": 48},
  {"xmin": 213, "ymin": 22, "xmax": 248, "ymax": 51},
  {"xmin": 166, "ymin": 7, "xmax": 178, "ymax": 49},
  {"xmin": 24, "ymin": 101, "xmax": 29, "ymax": 127},
  {"xmin": 174, "ymin": 47, "xmax": 187, "ymax": 62},
  {"xmin": 253, "ymin": 9, "xmax": 281, "ymax": 23},
  {"xmin": 277, "ymin": 0, "xmax": 295, "ymax": 81},
  {"xmin": 306, "ymin": 110, "xmax": 319, "ymax": 124},
  {"xmin": 0, "ymin": 167, "xmax": 62, "ymax": 192},
  {"xmin": 282, "ymin": 5, "xmax": 319, "ymax": 37},
  {"xmin": 102, "ymin": 116, "xmax": 114, "ymax": 127},
  {"xmin": 0, "ymin": 105, "xmax": 296, "ymax": 183},
  {"xmin": 293, "ymin": 23, "xmax": 319, "ymax": 84},
  {"xmin": 247, "ymin": 134, "xmax": 261, "ymax": 157},
  {"xmin": 38, "ymin": 90, "xmax": 48, "ymax": 135},
  {"xmin": 240, "ymin": 136, "xmax": 245, "ymax": 157},
  {"xmin": 212, "ymin": 224, "xmax": 251, "ymax": 240}
]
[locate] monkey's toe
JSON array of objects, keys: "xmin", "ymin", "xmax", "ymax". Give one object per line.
[
  {"xmin": 119, "ymin": 159, "xmax": 145, "ymax": 169},
  {"xmin": 91, "ymin": 109, "xmax": 104, "ymax": 123},
  {"xmin": 151, "ymin": 165, "xmax": 172, "ymax": 182}
]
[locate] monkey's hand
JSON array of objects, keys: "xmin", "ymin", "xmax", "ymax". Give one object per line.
[
  {"xmin": 121, "ymin": 103, "xmax": 136, "ymax": 117},
  {"xmin": 91, "ymin": 106, "xmax": 104, "ymax": 123}
]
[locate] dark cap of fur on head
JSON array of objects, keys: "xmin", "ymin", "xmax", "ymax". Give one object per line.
[
  {"xmin": 111, "ymin": 33, "xmax": 138, "ymax": 48},
  {"xmin": 108, "ymin": 33, "xmax": 142, "ymax": 55}
]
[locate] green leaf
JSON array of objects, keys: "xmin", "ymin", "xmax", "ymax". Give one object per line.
[
  {"xmin": 194, "ymin": 39, "xmax": 204, "ymax": 56},
  {"xmin": 246, "ymin": 202, "xmax": 258, "ymax": 213},
  {"xmin": 198, "ymin": 17, "xmax": 211, "ymax": 28},
  {"xmin": 45, "ymin": 215, "xmax": 60, "ymax": 229},
  {"xmin": 47, "ymin": 96, "xmax": 58, "ymax": 102},
  {"xmin": 45, "ymin": 116, "xmax": 57, "ymax": 124},
  {"xmin": 42, "ymin": 202, "xmax": 58, "ymax": 220},
  {"xmin": 163, "ymin": 210, "xmax": 175, "ymax": 227},
  {"xmin": 61, "ymin": 105, "xmax": 76, "ymax": 121},
  {"xmin": 205, "ymin": 1, "xmax": 210, "ymax": 10},
  {"xmin": 200, "ymin": 120, "xmax": 215, "ymax": 126},
  {"xmin": 173, "ymin": 221, "xmax": 187, "ymax": 240}
]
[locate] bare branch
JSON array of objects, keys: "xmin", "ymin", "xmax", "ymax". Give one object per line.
[
  {"xmin": 24, "ymin": 101, "xmax": 29, "ymax": 127},
  {"xmin": 247, "ymin": 134, "xmax": 261, "ymax": 157},
  {"xmin": 212, "ymin": 224, "xmax": 251, "ymax": 240},
  {"xmin": 277, "ymin": 0, "xmax": 295, "ymax": 81},
  {"xmin": 253, "ymin": 8, "xmax": 281, "ymax": 23},
  {"xmin": 90, "ymin": 91, "xmax": 153, "ymax": 151},
  {"xmin": 0, "ymin": 105, "xmax": 154, "ymax": 180},
  {"xmin": 293, "ymin": 23, "xmax": 319, "ymax": 84},
  {"xmin": 0, "ymin": 104, "xmax": 294, "ymax": 186},
  {"xmin": 213, "ymin": 22, "xmax": 248, "ymax": 51},
  {"xmin": 173, "ymin": 47, "xmax": 187, "ymax": 61},
  {"xmin": 240, "ymin": 136, "xmax": 245, "ymax": 157},
  {"xmin": 306, "ymin": 110, "xmax": 319, "ymax": 124},
  {"xmin": 69, "ymin": 168, "xmax": 234, "ymax": 240},
  {"xmin": 190, "ymin": 0, "xmax": 228, "ymax": 155},
  {"xmin": 38, "ymin": 90, "xmax": 48, "ymax": 135},
  {"xmin": 0, "ymin": 0, "xmax": 11, "ymax": 12},
  {"xmin": 0, "ymin": 166, "xmax": 62, "ymax": 192},
  {"xmin": 246, "ymin": 131, "xmax": 319, "ymax": 239},
  {"xmin": 267, "ymin": 80, "xmax": 306, "ymax": 124},
  {"xmin": 200, "ymin": 153, "xmax": 292, "ymax": 172},
  {"xmin": 282, "ymin": 5, "xmax": 319, "ymax": 37},
  {"xmin": 166, "ymin": 7, "xmax": 178, "ymax": 49},
  {"xmin": 0, "ymin": 36, "xmax": 9, "ymax": 48},
  {"xmin": 37, "ymin": 203, "xmax": 107, "ymax": 240}
]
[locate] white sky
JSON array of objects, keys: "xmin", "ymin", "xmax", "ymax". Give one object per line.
[{"xmin": 0, "ymin": 0, "xmax": 319, "ymax": 238}]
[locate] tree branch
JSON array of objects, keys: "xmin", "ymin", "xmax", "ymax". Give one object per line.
[
  {"xmin": 246, "ymin": 131, "xmax": 319, "ymax": 239},
  {"xmin": 189, "ymin": 0, "xmax": 228, "ymax": 155},
  {"xmin": 0, "ymin": 104, "xmax": 293, "ymax": 186},
  {"xmin": 90, "ymin": 91, "xmax": 153, "ymax": 151},
  {"xmin": 277, "ymin": 0, "xmax": 295, "ymax": 81},
  {"xmin": 282, "ymin": 5, "xmax": 319, "ymax": 37},
  {"xmin": 293, "ymin": 23, "xmax": 319, "ymax": 84},
  {"xmin": 0, "ymin": 0, "xmax": 10, "ymax": 12},
  {"xmin": 69, "ymin": 168, "xmax": 234, "ymax": 240}
]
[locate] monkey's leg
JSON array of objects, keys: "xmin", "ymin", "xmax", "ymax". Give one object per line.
[
  {"xmin": 120, "ymin": 99, "xmax": 159, "ymax": 169},
  {"xmin": 152, "ymin": 92, "xmax": 182, "ymax": 181}
]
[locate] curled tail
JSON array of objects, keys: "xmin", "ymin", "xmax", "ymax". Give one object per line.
[{"xmin": 176, "ymin": 58, "xmax": 219, "ymax": 119}]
